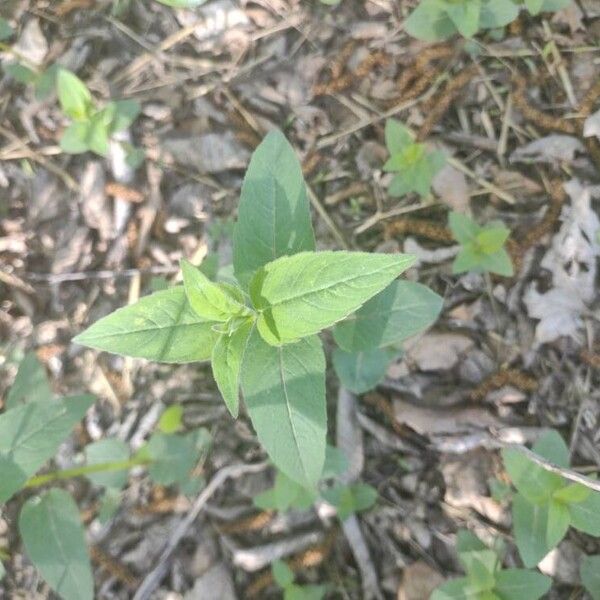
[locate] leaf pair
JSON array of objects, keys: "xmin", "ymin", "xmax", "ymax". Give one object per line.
[
  {"xmin": 432, "ymin": 530, "xmax": 551, "ymax": 600},
  {"xmin": 383, "ymin": 119, "xmax": 445, "ymax": 198},
  {"xmin": 0, "ymin": 355, "xmax": 96, "ymax": 599},
  {"xmin": 405, "ymin": 0, "xmax": 519, "ymax": 41},
  {"xmin": 502, "ymin": 431, "xmax": 600, "ymax": 567},
  {"xmin": 449, "ymin": 211, "xmax": 513, "ymax": 277},
  {"xmin": 56, "ymin": 69, "xmax": 140, "ymax": 156},
  {"xmin": 272, "ymin": 560, "xmax": 326, "ymax": 600}
]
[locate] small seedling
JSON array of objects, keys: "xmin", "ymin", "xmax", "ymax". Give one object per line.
[
  {"xmin": 405, "ymin": 0, "xmax": 569, "ymax": 42},
  {"xmin": 502, "ymin": 430, "xmax": 600, "ymax": 567},
  {"xmin": 449, "ymin": 211, "xmax": 514, "ymax": 277},
  {"xmin": 383, "ymin": 119, "xmax": 445, "ymax": 198},
  {"xmin": 56, "ymin": 68, "xmax": 140, "ymax": 158},
  {"xmin": 0, "ymin": 354, "xmax": 209, "ymax": 599},
  {"xmin": 432, "ymin": 530, "xmax": 551, "ymax": 600},
  {"xmin": 272, "ymin": 560, "xmax": 327, "ymax": 600},
  {"xmin": 255, "ymin": 447, "xmax": 377, "ymax": 522},
  {"xmin": 74, "ymin": 130, "xmax": 443, "ymax": 491}
]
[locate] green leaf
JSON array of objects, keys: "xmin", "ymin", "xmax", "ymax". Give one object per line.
[
  {"xmin": 476, "ymin": 227, "xmax": 510, "ymax": 254},
  {"xmin": 35, "ymin": 64, "xmax": 60, "ymax": 100},
  {"xmin": 512, "ymin": 494, "xmax": 559, "ymax": 567},
  {"xmin": 478, "ymin": 249, "xmax": 514, "ymax": 277},
  {"xmin": 241, "ymin": 329, "xmax": 326, "ymax": 487},
  {"xmin": 254, "ymin": 469, "xmax": 317, "ymax": 511},
  {"xmin": 181, "ymin": 259, "xmax": 250, "ymax": 322},
  {"xmin": 158, "ymin": 405, "xmax": 184, "ymax": 433},
  {"xmin": 456, "ymin": 530, "xmax": 488, "ymax": 555},
  {"xmin": 333, "ymin": 280, "xmax": 442, "ymax": 352},
  {"xmin": 385, "ymin": 119, "xmax": 413, "ymax": 155},
  {"xmin": 404, "ymin": 0, "xmax": 458, "ymax": 42},
  {"xmin": 449, "ymin": 212, "xmax": 480, "ymax": 244},
  {"xmin": 0, "ymin": 17, "xmax": 13, "ymax": 41},
  {"xmin": 6, "ymin": 352, "xmax": 52, "ymax": 409},
  {"xmin": 322, "ymin": 483, "xmax": 378, "ymax": 520},
  {"xmin": 553, "ymin": 482, "xmax": 591, "ymax": 504},
  {"xmin": 532, "ymin": 430, "xmax": 569, "ymax": 467},
  {"xmin": 460, "ymin": 550, "xmax": 497, "ymax": 592},
  {"xmin": 154, "ymin": 0, "xmax": 207, "ymax": 6},
  {"xmin": 332, "ymin": 347, "xmax": 395, "ymax": 394},
  {"xmin": 4, "ymin": 62, "xmax": 37, "ymax": 84},
  {"xmin": 57, "ymin": 69, "xmax": 93, "ymax": 121},
  {"xmin": 452, "ymin": 246, "xmax": 485, "ymax": 275},
  {"xmin": 97, "ymin": 488, "xmax": 121, "ymax": 524},
  {"xmin": 431, "ymin": 577, "xmax": 480, "ymax": 600},
  {"xmin": 0, "ymin": 559, "xmax": 5, "ymax": 580},
  {"xmin": 569, "ymin": 491, "xmax": 600, "ymax": 535},
  {"xmin": 445, "ymin": 0, "xmax": 481, "ymax": 37},
  {"xmin": 85, "ymin": 111, "xmax": 111, "ymax": 156},
  {"xmin": 581, "ymin": 555, "xmax": 600, "ymax": 600},
  {"xmin": 73, "ymin": 286, "xmax": 219, "ymax": 363},
  {"xmin": 107, "ymin": 99, "xmax": 140, "ymax": 132},
  {"xmin": 322, "ymin": 445, "xmax": 348, "ymax": 478},
  {"xmin": 539, "ymin": 0, "xmax": 570, "ymax": 10},
  {"xmin": 233, "ymin": 130, "xmax": 316, "ymax": 288},
  {"xmin": 502, "ymin": 446, "xmax": 564, "ymax": 503},
  {"xmin": 0, "ymin": 455, "xmax": 28, "ymax": 504},
  {"xmin": 60, "ymin": 121, "xmax": 91, "ymax": 154},
  {"xmin": 384, "ymin": 145, "xmax": 445, "ymax": 197},
  {"xmin": 272, "ymin": 560, "xmax": 295, "ymax": 588},
  {"xmin": 524, "ymin": 0, "xmax": 545, "ymax": 14},
  {"xmin": 479, "ymin": 0, "xmax": 520, "ymax": 28},
  {"xmin": 144, "ymin": 430, "xmax": 210, "ymax": 486},
  {"xmin": 251, "ymin": 251, "xmax": 415, "ymax": 345},
  {"xmin": 211, "ymin": 321, "xmax": 253, "ymax": 418},
  {"xmin": 84, "ymin": 438, "xmax": 130, "ymax": 490},
  {"xmin": 19, "ymin": 489, "xmax": 94, "ymax": 600},
  {"xmin": 285, "ymin": 583, "xmax": 327, "ymax": 600},
  {"xmin": 546, "ymin": 499, "xmax": 571, "ymax": 549},
  {"xmin": 0, "ymin": 395, "xmax": 94, "ymax": 500},
  {"xmin": 493, "ymin": 568, "xmax": 551, "ymax": 600}
]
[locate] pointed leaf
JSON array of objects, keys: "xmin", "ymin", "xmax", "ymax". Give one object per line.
[
  {"xmin": 333, "ymin": 280, "xmax": 442, "ymax": 351},
  {"xmin": 532, "ymin": 430, "xmax": 570, "ymax": 467},
  {"xmin": 272, "ymin": 560, "xmax": 295, "ymax": 588},
  {"xmin": 181, "ymin": 259, "xmax": 250, "ymax": 321},
  {"xmin": 57, "ymin": 69, "xmax": 92, "ymax": 121},
  {"xmin": 84, "ymin": 438, "xmax": 130, "ymax": 490},
  {"xmin": 233, "ymin": 130, "xmax": 315, "ymax": 287},
  {"xmin": 73, "ymin": 286, "xmax": 219, "ymax": 363},
  {"xmin": 385, "ymin": 119, "xmax": 413, "ymax": 155},
  {"xmin": 493, "ymin": 569, "xmax": 551, "ymax": 600},
  {"xmin": 332, "ymin": 347, "xmax": 395, "ymax": 394},
  {"xmin": 404, "ymin": 0, "xmax": 458, "ymax": 42},
  {"xmin": 431, "ymin": 577, "xmax": 480, "ymax": 599},
  {"xmin": 251, "ymin": 251, "xmax": 415, "ymax": 345},
  {"xmin": 211, "ymin": 321, "xmax": 253, "ymax": 417},
  {"xmin": 19, "ymin": 489, "xmax": 94, "ymax": 600},
  {"xmin": 569, "ymin": 491, "xmax": 600, "ymax": 535},
  {"xmin": 581, "ymin": 555, "xmax": 600, "ymax": 600},
  {"xmin": 6, "ymin": 352, "xmax": 52, "ymax": 409},
  {"xmin": 512, "ymin": 494, "xmax": 559, "ymax": 567},
  {"xmin": 241, "ymin": 328, "xmax": 326, "ymax": 487},
  {"xmin": 449, "ymin": 212, "xmax": 480, "ymax": 244},
  {"xmin": 0, "ymin": 395, "xmax": 94, "ymax": 493}
]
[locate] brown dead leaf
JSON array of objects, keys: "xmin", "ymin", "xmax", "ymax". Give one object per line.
[{"xmin": 397, "ymin": 561, "xmax": 445, "ymax": 600}]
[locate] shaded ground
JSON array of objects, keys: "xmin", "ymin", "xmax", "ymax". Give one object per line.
[{"xmin": 1, "ymin": 0, "xmax": 600, "ymax": 598}]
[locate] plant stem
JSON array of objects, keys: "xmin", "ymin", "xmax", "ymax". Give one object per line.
[{"xmin": 24, "ymin": 457, "xmax": 151, "ymax": 489}]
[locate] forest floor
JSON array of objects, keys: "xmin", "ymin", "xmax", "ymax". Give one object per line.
[{"xmin": 1, "ymin": 0, "xmax": 600, "ymax": 598}]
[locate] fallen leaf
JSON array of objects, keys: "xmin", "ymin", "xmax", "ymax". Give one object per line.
[
  {"xmin": 404, "ymin": 332, "xmax": 474, "ymax": 371},
  {"xmin": 397, "ymin": 561, "xmax": 445, "ymax": 600},
  {"xmin": 509, "ymin": 135, "xmax": 584, "ymax": 165},
  {"xmin": 583, "ymin": 109, "xmax": 600, "ymax": 141},
  {"xmin": 432, "ymin": 164, "xmax": 469, "ymax": 212}
]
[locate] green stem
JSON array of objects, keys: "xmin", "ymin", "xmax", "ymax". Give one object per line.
[{"xmin": 24, "ymin": 457, "xmax": 151, "ymax": 489}]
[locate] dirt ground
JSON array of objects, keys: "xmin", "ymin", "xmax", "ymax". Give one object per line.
[{"xmin": 1, "ymin": 0, "xmax": 600, "ymax": 598}]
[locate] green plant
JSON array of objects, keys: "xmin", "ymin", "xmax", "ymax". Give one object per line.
[
  {"xmin": 449, "ymin": 211, "xmax": 513, "ymax": 277},
  {"xmin": 0, "ymin": 353, "xmax": 209, "ymax": 598},
  {"xmin": 432, "ymin": 530, "xmax": 551, "ymax": 600},
  {"xmin": 272, "ymin": 559, "xmax": 327, "ymax": 600},
  {"xmin": 502, "ymin": 431, "xmax": 600, "ymax": 567},
  {"xmin": 383, "ymin": 119, "xmax": 445, "ymax": 198},
  {"xmin": 254, "ymin": 446, "xmax": 377, "ymax": 521},
  {"xmin": 56, "ymin": 68, "xmax": 141, "ymax": 158},
  {"xmin": 74, "ymin": 129, "xmax": 442, "ymax": 491},
  {"xmin": 405, "ymin": 0, "xmax": 569, "ymax": 42},
  {"xmin": 581, "ymin": 555, "xmax": 600, "ymax": 600}
]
